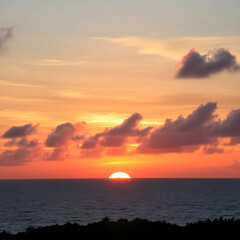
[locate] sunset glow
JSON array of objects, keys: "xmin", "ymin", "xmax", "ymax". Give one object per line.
[{"xmin": 0, "ymin": 0, "xmax": 239, "ymax": 179}]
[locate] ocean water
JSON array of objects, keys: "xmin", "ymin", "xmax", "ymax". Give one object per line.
[{"xmin": 0, "ymin": 179, "xmax": 240, "ymax": 233}]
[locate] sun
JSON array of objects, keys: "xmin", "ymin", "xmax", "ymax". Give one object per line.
[{"xmin": 109, "ymin": 172, "xmax": 131, "ymax": 179}]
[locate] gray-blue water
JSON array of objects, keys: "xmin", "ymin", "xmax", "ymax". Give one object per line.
[{"xmin": 0, "ymin": 179, "xmax": 240, "ymax": 233}]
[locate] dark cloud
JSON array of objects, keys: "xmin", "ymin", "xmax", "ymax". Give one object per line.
[
  {"xmin": 214, "ymin": 109, "xmax": 240, "ymax": 137},
  {"xmin": 81, "ymin": 105, "xmax": 240, "ymax": 157},
  {"xmin": 211, "ymin": 109, "xmax": 240, "ymax": 146},
  {"xmin": 44, "ymin": 122, "xmax": 86, "ymax": 161},
  {"xmin": 4, "ymin": 137, "xmax": 39, "ymax": 148},
  {"xmin": 137, "ymin": 102, "xmax": 218, "ymax": 154},
  {"xmin": 137, "ymin": 102, "xmax": 240, "ymax": 155},
  {"xmin": 100, "ymin": 135, "xmax": 126, "ymax": 147},
  {"xmin": 2, "ymin": 123, "xmax": 39, "ymax": 139},
  {"xmin": 100, "ymin": 113, "xmax": 152, "ymax": 147},
  {"xmin": 0, "ymin": 138, "xmax": 44, "ymax": 166},
  {"xmin": 72, "ymin": 134, "xmax": 84, "ymax": 142},
  {"xmin": 0, "ymin": 27, "xmax": 13, "ymax": 53},
  {"xmin": 81, "ymin": 113, "xmax": 152, "ymax": 156},
  {"xmin": 45, "ymin": 122, "xmax": 86, "ymax": 147},
  {"xmin": 17, "ymin": 138, "xmax": 39, "ymax": 148},
  {"xmin": 80, "ymin": 113, "xmax": 152, "ymax": 158},
  {"xmin": 46, "ymin": 147, "xmax": 69, "ymax": 161},
  {"xmin": 105, "ymin": 113, "xmax": 143, "ymax": 136},
  {"xmin": 81, "ymin": 133, "xmax": 102, "ymax": 149},
  {"xmin": 99, "ymin": 113, "xmax": 148, "ymax": 147},
  {"xmin": 176, "ymin": 48, "xmax": 240, "ymax": 78},
  {"xmin": 0, "ymin": 148, "xmax": 33, "ymax": 166}
]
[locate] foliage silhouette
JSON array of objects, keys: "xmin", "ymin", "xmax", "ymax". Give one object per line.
[{"xmin": 0, "ymin": 217, "xmax": 239, "ymax": 240}]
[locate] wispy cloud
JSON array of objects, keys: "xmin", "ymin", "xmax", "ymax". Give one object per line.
[
  {"xmin": 0, "ymin": 79, "xmax": 43, "ymax": 88},
  {"xmin": 29, "ymin": 59, "xmax": 87, "ymax": 66},
  {"xmin": 93, "ymin": 36, "xmax": 240, "ymax": 60},
  {"xmin": 0, "ymin": 110, "xmax": 52, "ymax": 123},
  {"xmin": 101, "ymin": 161, "xmax": 139, "ymax": 165}
]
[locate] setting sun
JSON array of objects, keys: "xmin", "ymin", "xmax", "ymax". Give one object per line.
[{"xmin": 109, "ymin": 172, "xmax": 131, "ymax": 179}]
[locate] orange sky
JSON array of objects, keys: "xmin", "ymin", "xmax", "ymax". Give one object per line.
[{"xmin": 0, "ymin": 1, "xmax": 240, "ymax": 179}]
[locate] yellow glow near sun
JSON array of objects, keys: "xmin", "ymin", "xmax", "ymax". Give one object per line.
[{"xmin": 109, "ymin": 172, "xmax": 131, "ymax": 179}]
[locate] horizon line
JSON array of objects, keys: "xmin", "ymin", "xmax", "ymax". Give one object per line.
[{"xmin": 0, "ymin": 177, "xmax": 240, "ymax": 180}]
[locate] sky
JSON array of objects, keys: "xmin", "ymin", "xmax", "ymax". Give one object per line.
[{"xmin": 0, "ymin": 0, "xmax": 240, "ymax": 179}]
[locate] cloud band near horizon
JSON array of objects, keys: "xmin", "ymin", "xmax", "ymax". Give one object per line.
[{"xmin": 0, "ymin": 102, "xmax": 240, "ymax": 166}]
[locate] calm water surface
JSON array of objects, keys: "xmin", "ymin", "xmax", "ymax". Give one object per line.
[{"xmin": 0, "ymin": 179, "xmax": 240, "ymax": 233}]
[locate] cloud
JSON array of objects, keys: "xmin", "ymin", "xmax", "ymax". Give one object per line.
[
  {"xmin": 2, "ymin": 123, "xmax": 39, "ymax": 139},
  {"xmin": 175, "ymin": 48, "xmax": 240, "ymax": 78},
  {"xmin": 81, "ymin": 113, "xmax": 152, "ymax": 157},
  {"xmin": 72, "ymin": 134, "xmax": 85, "ymax": 141},
  {"xmin": 212, "ymin": 109, "xmax": 240, "ymax": 146},
  {"xmin": 94, "ymin": 36, "xmax": 240, "ymax": 60},
  {"xmin": 66, "ymin": 105, "xmax": 240, "ymax": 158},
  {"xmin": 28, "ymin": 59, "xmax": 87, "ymax": 66},
  {"xmin": 214, "ymin": 109, "xmax": 240, "ymax": 137},
  {"xmin": 80, "ymin": 113, "xmax": 152, "ymax": 158},
  {"xmin": 1, "ymin": 103, "xmax": 240, "ymax": 165},
  {"xmin": 45, "ymin": 122, "xmax": 86, "ymax": 147},
  {"xmin": 4, "ymin": 137, "xmax": 39, "ymax": 148},
  {"xmin": 44, "ymin": 121, "xmax": 86, "ymax": 161},
  {"xmin": 0, "ymin": 138, "xmax": 44, "ymax": 166},
  {"xmin": 0, "ymin": 27, "xmax": 13, "ymax": 53},
  {"xmin": 46, "ymin": 147, "xmax": 69, "ymax": 161},
  {"xmin": 100, "ymin": 113, "xmax": 151, "ymax": 147},
  {"xmin": 138, "ymin": 102, "xmax": 240, "ymax": 154},
  {"xmin": 137, "ymin": 102, "xmax": 219, "ymax": 153},
  {"xmin": 17, "ymin": 138, "xmax": 40, "ymax": 148},
  {"xmin": 0, "ymin": 148, "xmax": 35, "ymax": 166},
  {"xmin": 81, "ymin": 133, "xmax": 102, "ymax": 149}
]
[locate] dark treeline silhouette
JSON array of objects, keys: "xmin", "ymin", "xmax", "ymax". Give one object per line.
[{"xmin": 0, "ymin": 217, "xmax": 239, "ymax": 240}]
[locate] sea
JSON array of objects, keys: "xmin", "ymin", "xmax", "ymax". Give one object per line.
[{"xmin": 0, "ymin": 179, "xmax": 240, "ymax": 233}]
